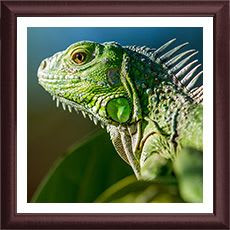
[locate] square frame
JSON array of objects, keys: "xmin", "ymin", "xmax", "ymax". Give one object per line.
[
  {"xmin": 1, "ymin": 0, "xmax": 229, "ymax": 229},
  {"xmin": 21, "ymin": 17, "xmax": 211, "ymax": 213}
]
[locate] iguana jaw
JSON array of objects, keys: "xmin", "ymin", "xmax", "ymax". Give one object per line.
[{"xmin": 38, "ymin": 73, "xmax": 133, "ymax": 129}]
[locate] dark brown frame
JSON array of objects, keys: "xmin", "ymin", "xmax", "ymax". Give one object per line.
[{"xmin": 1, "ymin": 0, "xmax": 229, "ymax": 229}]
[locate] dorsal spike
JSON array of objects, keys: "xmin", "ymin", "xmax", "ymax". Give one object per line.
[
  {"xmin": 175, "ymin": 60, "xmax": 198, "ymax": 78},
  {"xmin": 125, "ymin": 45, "xmax": 156, "ymax": 60},
  {"xmin": 186, "ymin": 71, "xmax": 203, "ymax": 91},
  {"xmin": 190, "ymin": 86, "xmax": 203, "ymax": 103},
  {"xmin": 154, "ymin": 38, "xmax": 176, "ymax": 55},
  {"xmin": 197, "ymin": 97, "xmax": 203, "ymax": 103},
  {"xmin": 158, "ymin": 42, "xmax": 189, "ymax": 63},
  {"xmin": 165, "ymin": 49, "xmax": 195, "ymax": 67},
  {"xmin": 188, "ymin": 85, "xmax": 203, "ymax": 103},
  {"xmin": 189, "ymin": 87, "xmax": 198, "ymax": 95},
  {"xmin": 180, "ymin": 64, "xmax": 202, "ymax": 85},
  {"xmin": 190, "ymin": 86, "xmax": 203, "ymax": 96},
  {"xmin": 193, "ymin": 90, "xmax": 203, "ymax": 103},
  {"xmin": 168, "ymin": 51, "xmax": 198, "ymax": 74},
  {"xmin": 193, "ymin": 90, "xmax": 203, "ymax": 99}
]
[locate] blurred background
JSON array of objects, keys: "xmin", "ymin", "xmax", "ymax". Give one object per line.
[{"xmin": 27, "ymin": 27, "xmax": 203, "ymax": 201}]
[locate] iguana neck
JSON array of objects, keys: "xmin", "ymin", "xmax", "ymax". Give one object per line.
[
  {"xmin": 139, "ymin": 82, "xmax": 201, "ymax": 167},
  {"xmin": 107, "ymin": 81, "xmax": 194, "ymax": 179},
  {"xmin": 108, "ymin": 53, "xmax": 195, "ymax": 179}
]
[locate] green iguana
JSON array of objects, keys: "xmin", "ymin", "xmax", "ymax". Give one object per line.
[{"xmin": 37, "ymin": 39, "xmax": 203, "ymax": 202}]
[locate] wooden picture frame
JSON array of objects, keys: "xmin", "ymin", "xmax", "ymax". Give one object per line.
[{"xmin": 1, "ymin": 0, "xmax": 229, "ymax": 229}]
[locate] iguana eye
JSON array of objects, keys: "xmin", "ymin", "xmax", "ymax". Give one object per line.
[{"xmin": 72, "ymin": 52, "xmax": 87, "ymax": 64}]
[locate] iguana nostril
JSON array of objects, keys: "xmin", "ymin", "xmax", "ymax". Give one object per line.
[{"xmin": 40, "ymin": 60, "xmax": 47, "ymax": 70}]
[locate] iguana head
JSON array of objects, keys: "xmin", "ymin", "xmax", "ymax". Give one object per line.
[{"xmin": 38, "ymin": 41, "xmax": 136, "ymax": 127}]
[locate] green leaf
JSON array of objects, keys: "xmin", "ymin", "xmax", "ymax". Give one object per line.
[
  {"xmin": 31, "ymin": 130, "xmax": 133, "ymax": 203},
  {"xmin": 173, "ymin": 147, "xmax": 203, "ymax": 202},
  {"xmin": 95, "ymin": 175, "xmax": 183, "ymax": 203}
]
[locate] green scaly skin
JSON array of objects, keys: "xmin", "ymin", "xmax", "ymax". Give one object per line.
[{"xmin": 38, "ymin": 40, "xmax": 203, "ymax": 202}]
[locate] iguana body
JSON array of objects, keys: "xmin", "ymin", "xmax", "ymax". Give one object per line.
[{"xmin": 38, "ymin": 39, "xmax": 203, "ymax": 202}]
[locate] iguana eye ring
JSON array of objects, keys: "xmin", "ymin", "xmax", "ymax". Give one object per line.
[{"xmin": 71, "ymin": 52, "xmax": 87, "ymax": 64}]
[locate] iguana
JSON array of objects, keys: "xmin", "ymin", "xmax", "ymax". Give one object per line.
[{"xmin": 37, "ymin": 39, "xmax": 203, "ymax": 202}]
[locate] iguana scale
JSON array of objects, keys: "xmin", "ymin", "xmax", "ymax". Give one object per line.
[{"xmin": 37, "ymin": 39, "xmax": 203, "ymax": 202}]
